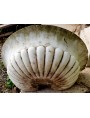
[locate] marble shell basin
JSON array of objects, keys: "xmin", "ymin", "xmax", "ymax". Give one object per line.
[{"xmin": 1, "ymin": 25, "xmax": 88, "ymax": 92}]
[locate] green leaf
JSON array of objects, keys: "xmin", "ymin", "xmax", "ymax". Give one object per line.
[{"xmin": 5, "ymin": 77, "xmax": 15, "ymax": 89}]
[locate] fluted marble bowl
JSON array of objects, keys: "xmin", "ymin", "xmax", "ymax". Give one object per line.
[{"xmin": 2, "ymin": 25, "xmax": 88, "ymax": 92}]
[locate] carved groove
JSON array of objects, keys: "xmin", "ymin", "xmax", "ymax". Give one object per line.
[{"xmin": 7, "ymin": 46, "xmax": 80, "ymax": 91}]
